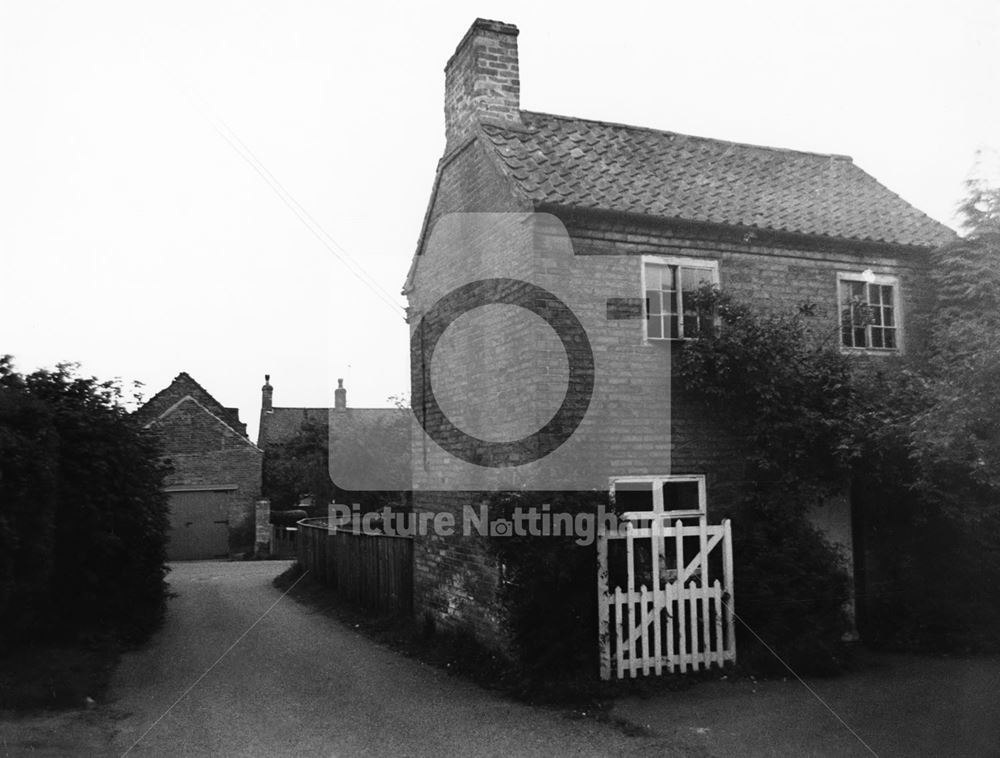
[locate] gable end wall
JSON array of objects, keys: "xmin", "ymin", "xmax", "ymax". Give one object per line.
[{"xmin": 151, "ymin": 398, "xmax": 262, "ymax": 555}]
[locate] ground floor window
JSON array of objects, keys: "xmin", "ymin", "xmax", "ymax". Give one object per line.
[{"xmin": 610, "ymin": 474, "xmax": 706, "ymax": 520}]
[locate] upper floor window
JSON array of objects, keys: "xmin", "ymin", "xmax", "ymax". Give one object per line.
[
  {"xmin": 643, "ymin": 256, "xmax": 719, "ymax": 340},
  {"xmin": 838, "ymin": 272, "xmax": 901, "ymax": 351}
]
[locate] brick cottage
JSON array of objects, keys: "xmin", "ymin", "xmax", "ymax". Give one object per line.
[{"xmin": 403, "ymin": 19, "xmax": 955, "ymax": 651}]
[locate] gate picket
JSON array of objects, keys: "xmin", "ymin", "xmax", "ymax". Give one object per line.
[
  {"xmin": 651, "ymin": 518, "xmax": 663, "ymax": 676},
  {"xmin": 614, "ymin": 586, "xmax": 625, "ymax": 680},
  {"xmin": 675, "ymin": 521, "xmax": 687, "ymax": 673}
]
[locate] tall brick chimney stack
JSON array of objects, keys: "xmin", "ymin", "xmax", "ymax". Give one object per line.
[
  {"xmin": 444, "ymin": 19, "xmax": 520, "ymax": 149},
  {"xmin": 261, "ymin": 374, "xmax": 273, "ymax": 412},
  {"xmin": 334, "ymin": 378, "xmax": 347, "ymax": 411}
]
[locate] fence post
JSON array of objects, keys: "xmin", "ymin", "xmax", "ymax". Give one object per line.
[
  {"xmin": 723, "ymin": 518, "xmax": 736, "ymax": 663},
  {"xmin": 597, "ymin": 528, "xmax": 611, "ymax": 681},
  {"xmin": 254, "ymin": 499, "xmax": 271, "ymax": 557}
]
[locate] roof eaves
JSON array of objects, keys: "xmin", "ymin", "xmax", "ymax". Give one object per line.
[
  {"xmin": 405, "ymin": 125, "xmax": 534, "ymax": 295},
  {"xmin": 404, "ymin": 135, "xmax": 482, "ymax": 296},
  {"xmin": 538, "ymin": 202, "xmax": 943, "ymax": 256}
]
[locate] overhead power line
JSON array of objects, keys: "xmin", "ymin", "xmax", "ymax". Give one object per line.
[
  {"xmin": 183, "ymin": 91, "xmax": 407, "ymax": 318},
  {"xmin": 206, "ymin": 114, "xmax": 406, "ymax": 317}
]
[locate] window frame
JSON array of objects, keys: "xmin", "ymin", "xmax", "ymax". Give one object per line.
[
  {"xmin": 641, "ymin": 255, "xmax": 720, "ymax": 343},
  {"xmin": 610, "ymin": 474, "xmax": 707, "ymax": 521},
  {"xmin": 836, "ymin": 271, "xmax": 903, "ymax": 353}
]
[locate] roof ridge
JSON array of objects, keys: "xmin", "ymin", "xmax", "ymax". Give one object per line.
[
  {"xmin": 474, "ymin": 109, "xmax": 956, "ymax": 248},
  {"xmin": 517, "ymin": 110, "xmax": 855, "ymax": 163}
]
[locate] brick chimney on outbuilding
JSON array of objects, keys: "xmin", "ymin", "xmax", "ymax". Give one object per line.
[
  {"xmin": 445, "ymin": 18, "xmax": 521, "ymax": 149},
  {"xmin": 334, "ymin": 378, "xmax": 347, "ymax": 411}
]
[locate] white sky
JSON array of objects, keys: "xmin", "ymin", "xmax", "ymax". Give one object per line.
[{"xmin": 2, "ymin": 0, "xmax": 998, "ymax": 442}]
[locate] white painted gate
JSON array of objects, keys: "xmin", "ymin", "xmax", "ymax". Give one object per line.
[{"xmin": 598, "ymin": 516, "xmax": 735, "ymax": 679}]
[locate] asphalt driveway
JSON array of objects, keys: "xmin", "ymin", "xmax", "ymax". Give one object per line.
[
  {"xmin": 612, "ymin": 650, "xmax": 1000, "ymax": 757},
  {"xmin": 3, "ymin": 561, "xmax": 997, "ymax": 757},
  {"xmin": 107, "ymin": 561, "xmax": 683, "ymax": 757}
]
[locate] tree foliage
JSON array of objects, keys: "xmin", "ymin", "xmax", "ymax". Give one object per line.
[
  {"xmin": 852, "ymin": 177, "xmax": 1000, "ymax": 650},
  {"xmin": 0, "ymin": 358, "xmax": 170, "ymax": 644},
  {"xmin": 911, "ymin": 178, "xmax": 1000, "ymax": 500},
  {"xmin": 263, "ymin": 412, "xmax": 411, "ymax": 514},
  {"xmin": 675, "ymin": 288, "xmax": 854, "ymax": 673},
  {"xmin": 484, "ymin": 490, "xmax": 606, "ymax": 693},
  {"xmin": 262, "ymin": 420, "xmax": 336, "ymax": 511},
  {"xmin": 676, "ymin": 180, "xmax": 1000, "ymax": 651},
  {"xmin": 677, "ymin": 287, "xmax": 858, "ymax": 500}
]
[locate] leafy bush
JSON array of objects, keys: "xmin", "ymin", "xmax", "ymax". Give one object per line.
[
  {"xmin": 846, "ymin": 178, "xmax": 1000, "ymax": 651},
  {"xmin": 0, "ymin": 363, "xmax": 58, "ymax": 642},
  {"xmin": 729, "ymin": 500, "xmax": 851, "ymax": 675},
  {"xmin": 485, "ymin": 490, "xmax": 607, "ymax": 692},
  {"xmin": 851, "ymin": 358, "xmax": 1000, "ymax": 652},
  {"xmin": 679, "ymin": 266, "xmax": 1000, "ymax": 658},
  {"xmin": 673, "ymin": 288, "xmax": 857, "ymax": 673},
  {"xmin": 0, "ymin": 358, "xmax": 170, "ymax": 644}
]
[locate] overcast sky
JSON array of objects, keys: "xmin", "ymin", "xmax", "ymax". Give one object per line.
[{"xmin": 2, "ymin": 0, "xmax": 997, "ymax": 442}]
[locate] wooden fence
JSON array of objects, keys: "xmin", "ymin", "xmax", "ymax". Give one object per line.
[
  {"xmin": 270, "ymin": 525, "xmax": 298, "ymax": 558},
  {"xmin": 296, "ymin": 518, "xmax": 414, "ymax": 617}
]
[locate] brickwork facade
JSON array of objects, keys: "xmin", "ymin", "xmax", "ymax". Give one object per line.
[
  {"xmin": 138, "ymin": 374, "xmax": 262, "ymax": 556},
  {"xmin": 407, "ymin": 18, "xmax": 945, "ymax": 653},
  {"xmin": 444, "ymin": 19, "xmax": 521, "ymax": 149}
]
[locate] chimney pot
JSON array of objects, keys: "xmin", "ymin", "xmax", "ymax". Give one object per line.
[{"xmin": 335, "ymin": 378, "xmax": 347, "ymax": 411}]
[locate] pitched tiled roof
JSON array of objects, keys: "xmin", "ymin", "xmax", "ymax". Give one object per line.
[
  {"xmin": 258, "ymin": 407, "xmax": 327, "ymax": 447},
  {"xmin": 259, "ymin": 407, "xmax": 408, "ymax": 449},
  {"xmin": 478, "ymin": 111, "xmax": 955, "ymax": 248},
  {"xmin": 259, "ymin": 406, "xmax": 411, "ymax": 492}
]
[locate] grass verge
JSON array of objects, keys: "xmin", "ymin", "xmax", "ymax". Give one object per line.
[{"xmin": 0, "ymin": 640, "xmax": 119, "ymax": 711}]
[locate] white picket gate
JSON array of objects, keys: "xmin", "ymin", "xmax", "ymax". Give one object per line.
[{"xmin": 597, "ymin": 516, "xmax": 735, "ymax": 679}]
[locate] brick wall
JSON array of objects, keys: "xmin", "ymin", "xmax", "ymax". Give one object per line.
[
  {"xmin": 136, "ymin": 372, "xmax": 248, "ymax": 437},
  {"xmin": 445, "ymin": 19, "xmax": 520, "ymax": 149},
  {"xmin": 409, "ymin": 117, "xmax": 534, "ymax": 647},
  {"xmin": 409, "ymin": 198, "xmax": 931, "ymax": 651},
  {"xmin": 150, "ymin": 397, "xmax": 263, "ymax": 555}
]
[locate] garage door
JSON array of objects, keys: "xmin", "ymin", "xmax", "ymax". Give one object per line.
[{"xmin": 167, "ymin": 489, "xmax": 232, "ymax": 561}]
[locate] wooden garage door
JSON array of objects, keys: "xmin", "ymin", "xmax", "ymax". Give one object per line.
[{"xmin": 167, "ymin": 489, "xmax": 232, "ymax": 561}]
